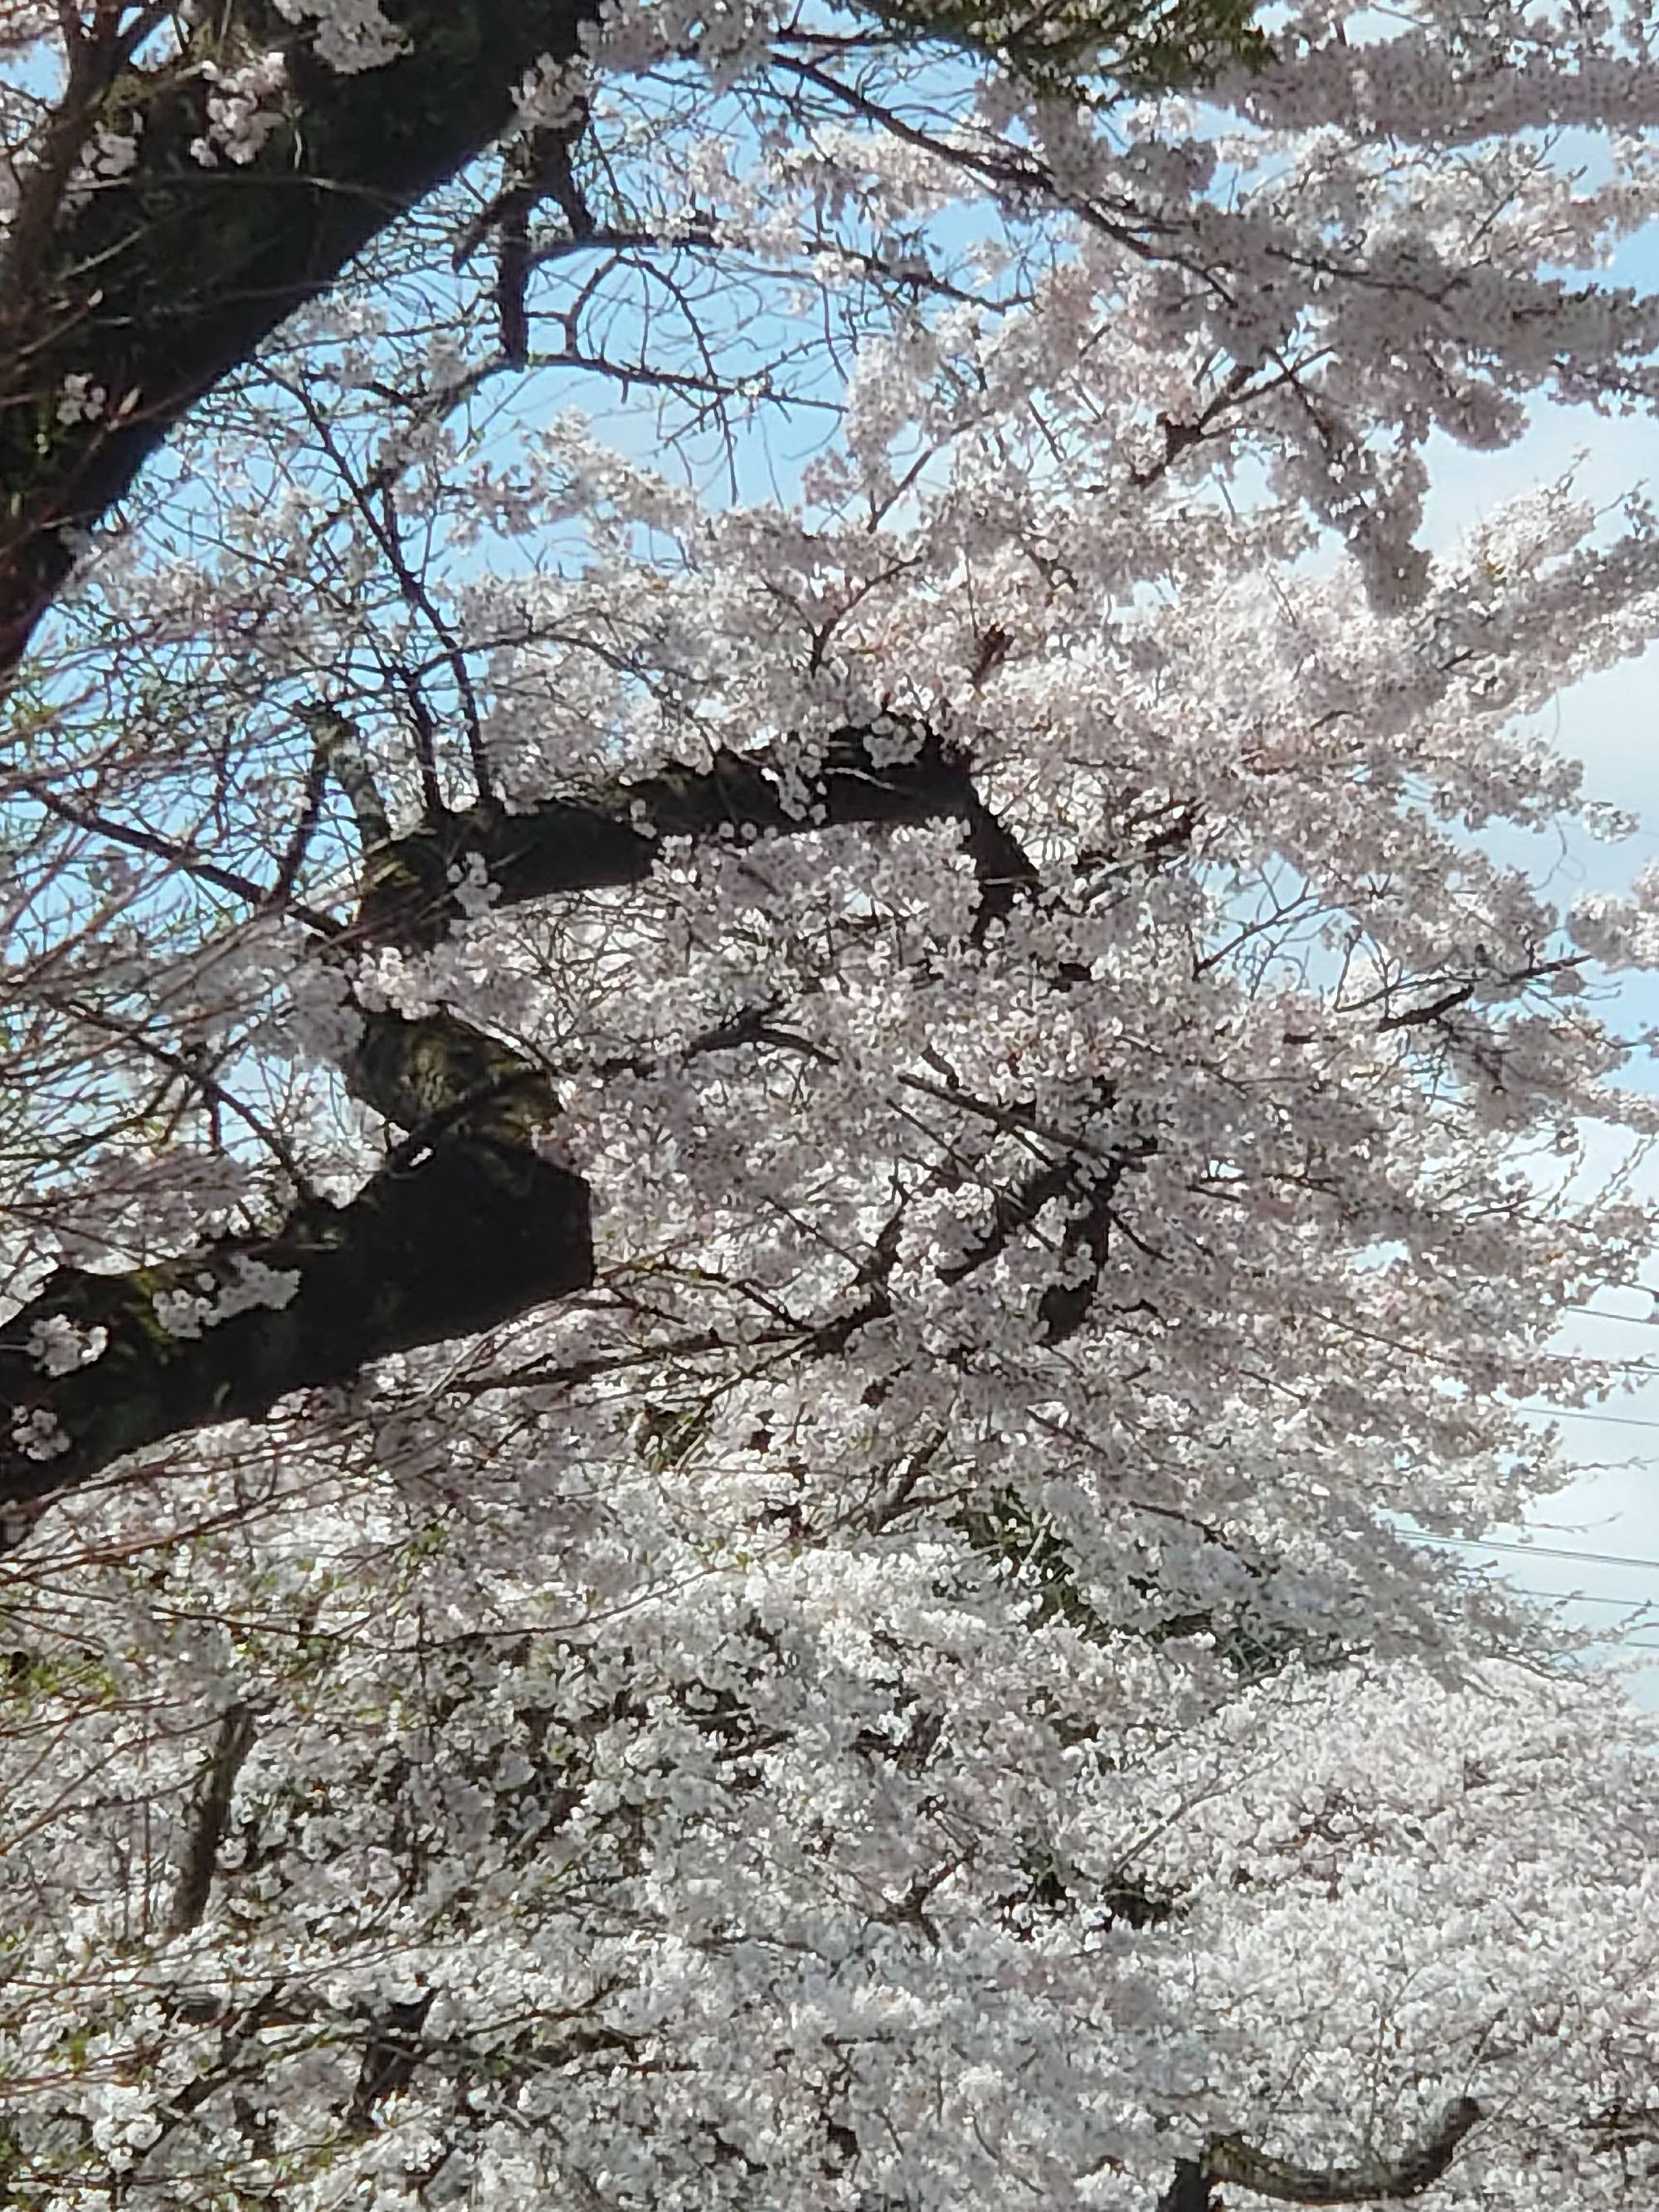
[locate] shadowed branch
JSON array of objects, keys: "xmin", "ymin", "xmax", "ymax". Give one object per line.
[
  {"xmin": 1178, "ymin": 2100, "xmax": 1483, "ymax": 2207},
  {"xmin": 0, "ymin": 0, "xmax": 598, "ymax": 677},
  {"xmin": 0, "ymin": 724, "xmax": 1016, "ymax": 1523}
]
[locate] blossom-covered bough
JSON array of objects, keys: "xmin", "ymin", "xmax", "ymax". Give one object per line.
[{"xmin": 4, "ymin": 1, "xmax": 1659, "ymax": 2207}]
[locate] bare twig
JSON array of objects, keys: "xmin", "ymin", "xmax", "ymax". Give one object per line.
[{"xmin": 20, "ymin": 779, "xmax": 341, "ymax": 937}]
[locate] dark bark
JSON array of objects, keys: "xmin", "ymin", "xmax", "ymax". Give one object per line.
[
  {"xmin": 347, "ymin": 724, "xmax": 985, "ymax": 946},
  {"xmin": 0, "ymin": 0, "xmax": 596, "ymax": 675},
  {"xmin": 1204, "ymin": 2098, "xmax": 1481, "ymax": 2205},
  {"xmin": 1152, "ymin": 2099, "xmax": 1481, "ymax": 2210},
  {"xmin": 168, "ymin": 1704, "xmax": 259, "ymax": 1935},
  {"xmin": 0, "ymin": 4, "xmax": 1116, "ymax": 1532},
  {"xmin": 348, "ymin": 1991, "xmax": 437, "ymax": 2133},
  {"xmin": 0, "ymin": 1079, "xmax": 593, "ymax": 1518},
  {"xmin": 1156, "ymin": 2161, "xmax": 1216, "ymax": 2212},
  {"xmin": 0, "ymin": 728, "xmax": 989, "ymax": 1523}
]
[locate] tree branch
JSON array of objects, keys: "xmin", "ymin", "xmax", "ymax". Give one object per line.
[
  {"xmin": 0, "ymin": 724, "xmax": 992, "ymax": 1523},
  {"xmin": 0, "ymin": 0, "xmax": 598, "ymax": 678},
  {"xmin": 1155, "ymin": 2161, "xmax": 1215, "ymax": 2212},
  {"xmin": 18, "ymin": 776, "xmax": 341, "ymax": 938},
  {"xmin": 168, "ymin": 1702, "xmax": 257, "ymax": 1934},
  {"xmin": 342, "ymin": 721, "xmax": 986, "ymax": 946},
  {"xmin": 1204, "ymin": 2099, "xmax": 1481, "ymax": 2205},
  {"xmin": 0, "ymin": 1110, "xmax": 592, "ymax": 1521}
]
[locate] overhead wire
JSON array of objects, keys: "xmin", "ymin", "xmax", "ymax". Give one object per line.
[
  {"xmin": 1426, "ymin": 1532, "xmax": 1659, "ymax": 1573},
  {"xmin": 1413, "ymin": 1531, "xmax": 1659, "ymax": 1654}
]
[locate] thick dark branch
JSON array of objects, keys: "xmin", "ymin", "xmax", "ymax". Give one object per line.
[
  {"xmin": 0, "ymin": 727, "xmax": 993, "ymax": 1522},
  {"xmin": 937, "ymin": 1151, "xmax": 1074, "ymax": 1283},
  {"xmin": 0, "ymin": 0, "xmax": 596, "ymax": 676},
  {"xmin": 1156, "ymin": 2162, "xmax": 1216, "ymax": 2212},
  {"xmin": 929, "ymin": 1060, "xmax": 1155, "ymax": 1342},
  {"xmin": 1205, "ymin": 2100, "xmax": 1481, "ymax": 2205},
  {"xmin": 960, "ymin": 783, "xmax": 1043, "ymax": 942},
  {"xmin": 347, "ymin": 723, "xmax": 985, "ymax": 945},
  {"xmin": 0, "ymin": 1111, "xmax": 592, "ymax": 1519},
  {"xmin": 348, "ymin": 1991, "xmax": 436, "ymax": 2133},
  {"xmin": 27, "ymin": 719, "xmax": 977, "ymax": 950},
  {"xmin": 1037, "ymin": 1141, "xmax": 1155, "ymax": 1346},
  {"xmin": 5, "ymin": 712, "xmax": 596, "ymax": 1521},
  {"xmin": 489, "ymin": 110, "xmax": 594, "ymax": 366}
]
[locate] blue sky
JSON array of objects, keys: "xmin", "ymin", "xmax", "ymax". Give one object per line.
[
  {"xmin": 17, "ymin": 27, "xmax": 1659, "ymax": 1690},
  {"xmin": 1412, "ymin": 217, "xmax": 1659, "ymax": 1697},
  {"xmin": 458, "ymin": 94, "xmax": 1659, "ymax": 1693}
]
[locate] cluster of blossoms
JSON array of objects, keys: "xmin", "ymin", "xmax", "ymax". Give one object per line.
[
  {"xmin": 5, "ymin": 0, "xmax": 1659, "ymax": 2205},
  {"xmin": 189, "ymin": 49, "xmax": 288, "ymax": 168},
  {"xmin": 150, "ymin": 1256, "xmax": 302, "ymax": 1341},
  {"xmin": 266, "ymin": 0, "xmax": 407, "ymax": 74}
]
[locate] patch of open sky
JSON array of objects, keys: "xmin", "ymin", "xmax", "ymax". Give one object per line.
[
  {"xmin": 1394, "ymin": 212, "xmax": 1659, "ymax": 1698},
  {"xmin": 1398, "ymin": 1109, "xmax": 1659, "ymax": 1703},
  {"xmin": 1159, "ymin": 66, "xmax": 1659, "ymax": 1678}
]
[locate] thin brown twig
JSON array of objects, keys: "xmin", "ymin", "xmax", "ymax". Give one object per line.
[{"xmin": 21, "ymin": 778, "xmax": 342, "ymax": 937}]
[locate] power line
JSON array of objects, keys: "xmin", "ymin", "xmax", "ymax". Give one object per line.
[
  {"xmin": 1520, "ymin": 1587, "xmax": 1659, "ymax": 1610},
  {"xmin": 1414, "ymin": 1532, "xmax": 1659, "ymax": 1658},
  {"xmin": 1511, "ymin": 1402, "xmax": 1659, "ymax": 1431},
  {"xmin": 1426, "ymin": 1532, "xmax": 1659, "ymax": 1573}
]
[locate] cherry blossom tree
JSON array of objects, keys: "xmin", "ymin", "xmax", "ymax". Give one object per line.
[{"xmin": 4, "ymin": 2, "xmax": 1659, "ymax": 2207}]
